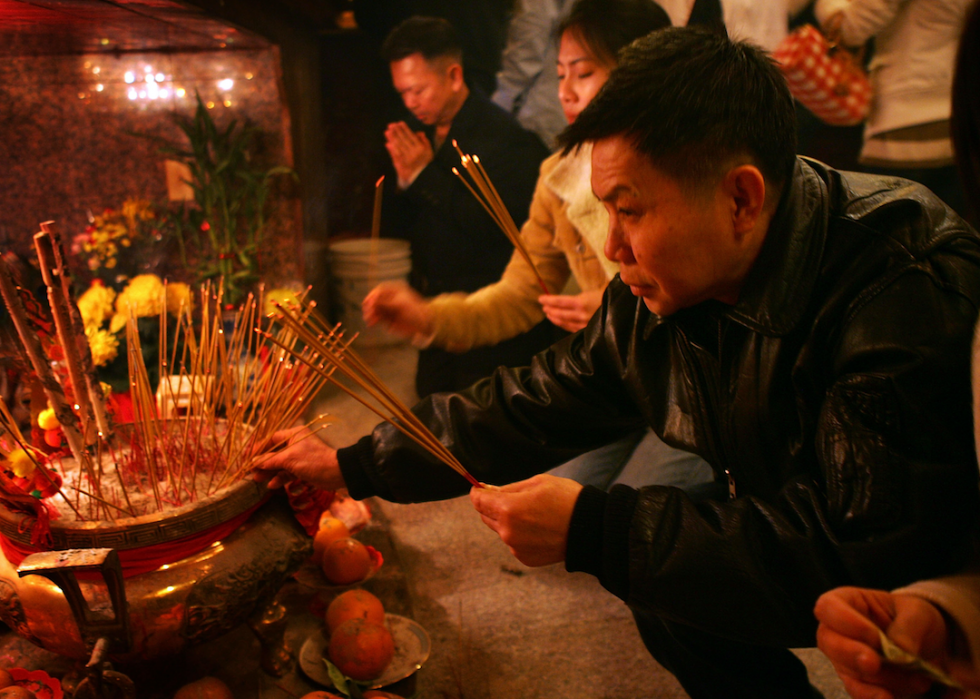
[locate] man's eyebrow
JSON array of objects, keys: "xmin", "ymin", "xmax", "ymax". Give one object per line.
[{"xmin": 597, "ymin": 184, "xmax": 632, "ymax": 203}]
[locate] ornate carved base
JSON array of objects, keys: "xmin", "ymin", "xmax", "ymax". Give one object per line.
[{"xmin": 247, "ymin": 598, "xmax": 294, "ymax": 677}]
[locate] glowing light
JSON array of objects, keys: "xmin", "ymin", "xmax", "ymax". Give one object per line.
[
  {"xmin": 100, "ymin": 38, "xmax": 109, "ymax": 45},
  {"xmin": 176, "ymin": 88, "xmax": 186, "ymax": 98},
  {"xmin": 217, "ymin": 78, "xmax": 234, "ymax": 91},
  {"xmin": 223, "ymin": 99, "xmax": 232, "ymax": 107},
  {"xmin": 206, "ymin": 101, "xmax": 215, "ymax": 109},
  {"xmin": 78, "ymin": 92, "xmax": 86, "ymax": 100},
  {"xmin": 124, "ymin": 71, "xmax": 135, "ymax": 84},
  {"xmin": 145, "ymin": 73, "xmax": 156, "ymax": 83},
  {"xmin": 156, "ymin": 72, "xmax": 165, "ymax": 82},
  {"xmin": 147, "ymin": 83, "xmax": 160, "ymax": 100},
  {"xmin": 93, "ymin": 66, "xmax": 100, "ymax": 75},
  {"xmin": 159, "ymin": 88, "xmax": 170, "ymax": 99},
  {"xmin": 245, "ymin": 72, "xmax": 253, "ymax": 80},
  {"xmin": 96, "ymin": 84, "xmax": 104, "ymax": 92},
  {"xmin": 165, "ymin": 586, "xmax": 175, "ymax": 593},
  {"xmin": 144, "ymin": 65, "xmax": 152, "ymax": 73},
  {"xmin": 138, "ymin": 90, "xmax": 147, "ymax": 99}
]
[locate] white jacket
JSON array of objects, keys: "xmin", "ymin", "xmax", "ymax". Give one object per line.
[
  {"xmin": 659, "ymin": 0, "xmax": 812, "ymax": 50},
  {"xmin": 815, "ymin": 0, "xmax": 970, "ymax": 138}
]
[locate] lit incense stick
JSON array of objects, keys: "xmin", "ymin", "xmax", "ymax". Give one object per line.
[{"xmin": 451, "ymin": 140, "xmax": 549, "ymax": 294}]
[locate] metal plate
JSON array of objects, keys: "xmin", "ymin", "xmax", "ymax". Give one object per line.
[{"xmin": 299, "ymin": 613, "xmax": 431, "ymax": 689}]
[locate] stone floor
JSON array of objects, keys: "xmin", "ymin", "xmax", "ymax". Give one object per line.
[{"xmin": 0, "ymin": 339, "xmax": 849, "ymax": 699}]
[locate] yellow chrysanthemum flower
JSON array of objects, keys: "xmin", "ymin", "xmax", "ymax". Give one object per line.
[
  {"xmin": 165, "ymin": 282, "xmax": 194, "ymax": 316},
  {"xmin": 77, "ymin": 282, "xmax": 117, "ymax": 330},
  {"xmin": 110, "ymin": 274, "xmax": 165, "ymax": 332},
  {"xmin": 85, "ymin": 326, "xmax": 120, "ymax": 367}
]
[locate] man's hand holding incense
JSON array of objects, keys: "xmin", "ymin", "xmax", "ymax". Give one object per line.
[
  {"xmin": 814, "ymin": 586, "xmax": 977, "ymax": 698},
  {"xmin": 469, "ymin": 474, "xmax": 582, "ymax": 567},
  {"xmin": 385, "ymin": 121, "xmax": 433, "ymax": 190},
  {"xmin": 251, "ymin": 426, "xmax": 345, "ymax": 492},
  {"xmin": 363, "ymin": 281, "xmax": 434, "ymax": 339},
  {"xmin": 539, "ymin": 289, "xmax": 604, "ymax": 333}
]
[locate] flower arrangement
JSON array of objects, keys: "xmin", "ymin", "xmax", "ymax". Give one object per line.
[
  {"xmin": 73, "ymin": 198, "xmax": 175, "ymax": 286},
  {"xmin": 74, "ymin": 274, "xmax": 192, "ymax": 394}
]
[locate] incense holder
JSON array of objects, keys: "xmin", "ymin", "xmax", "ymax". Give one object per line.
[{"xmin": 0, "ymin": 480, "xmax": 311, "ymax": 673}]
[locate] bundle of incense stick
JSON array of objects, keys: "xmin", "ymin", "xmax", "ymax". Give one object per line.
[
  {"xmin": 263, "ymin": 300, "xmax": 482, "ymax": 489},
  {"xmin": 451, "ymin": 140, "xmax": 549, "ymax": 295}
]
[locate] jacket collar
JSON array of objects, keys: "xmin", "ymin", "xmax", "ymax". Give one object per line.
[
  {"xmin": 544, "ymin": 144, "xmax": 619, "ymax": 281},
  {"xmin": 641, "ymin": 158, "xmax": 829, "ymax": 339},
  {"xmin": 722, "ymin": 158, "xmax": 829, "ymax": 336}
]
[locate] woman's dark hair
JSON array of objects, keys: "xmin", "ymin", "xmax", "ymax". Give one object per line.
[
  {"xmin": 557, "ymin": 0, "xmax": 672, "ymax": 67},
  {"xmin": 952, "ymin": 0, "xmax": 980, "ymax": 218},
  {"xmin": 558, "ymin": 27, "xmax": 797, "ymax": 195},
  {"xmin": 382, "ymin": 16, "xmax": 464, "ymax": 65}
]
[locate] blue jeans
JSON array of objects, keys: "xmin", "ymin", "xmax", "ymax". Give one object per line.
[{"xmin": 548, "ymin": 428, "xmax": 715, "ymax": 493}]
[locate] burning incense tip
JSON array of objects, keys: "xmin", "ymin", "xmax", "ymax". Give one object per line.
[{"xmin": 375, "ymin": 175, "xmax": 385, "ymax": 187}]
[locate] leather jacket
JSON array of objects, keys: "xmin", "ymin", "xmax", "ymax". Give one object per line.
[{"xmin": 338, "ymin": 158, "xmax": 980, "ymax": 647}]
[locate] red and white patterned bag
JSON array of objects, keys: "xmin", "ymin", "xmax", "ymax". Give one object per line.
[{"xmin": 773, "ymin": 24, "xmax": 871, "ymax": 127}]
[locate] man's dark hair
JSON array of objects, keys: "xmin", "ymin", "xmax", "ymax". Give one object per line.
[
  {"xmin": 381, "ymin": 16, "xmax": 464, "ymax": 65},
  {"xmin": 559, "ymin": 27, "xmax": 798, "ymax": 195},
  {"xmin": 557, "ymin": 0, "xmax": 672, "ymax": 66}
]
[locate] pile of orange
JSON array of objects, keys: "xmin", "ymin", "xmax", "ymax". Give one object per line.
[
  {"xmin": 325, "ymin": 589, "xmax": 395, "ymax": 682},
  {"xmin": 316, "ymin": 515, "xmax": 373, "ymax": 586},
  {"xmin": 0, "ymin": 670, "xmax": 35, "ymax": 699}
]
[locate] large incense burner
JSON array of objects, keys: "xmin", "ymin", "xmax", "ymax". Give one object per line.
[{"xmin": 0, "ymin": 222, "xmax": 330, "ymax": 679}]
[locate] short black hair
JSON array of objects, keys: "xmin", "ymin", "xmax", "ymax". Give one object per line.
[
  {"xmin": 381, "ymin": 16, "xmax": 464, "ymax": 65},
  {"xmin": 558, "ymin": 27, "xmax": 797, "ymax": 194},
  {"xmin": 557, "ymin": 0, "xmax": 672, "ymax": 67}
]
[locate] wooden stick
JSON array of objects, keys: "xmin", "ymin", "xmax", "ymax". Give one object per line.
[
  {"xmin": 33, "ymin": 229, "xmax": 98, "ymax": 444},
  {"xmin": 0, "ymin": 256, "xmax": 107, "ymax": 507},
  {"xmin": 39, "ymin": 221, "xmax": 113, "ymax": 440}
]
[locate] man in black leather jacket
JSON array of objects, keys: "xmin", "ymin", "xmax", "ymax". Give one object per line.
[{"xmin": 258, "ymin": 28, "xmax": 980, "ymax": 698}]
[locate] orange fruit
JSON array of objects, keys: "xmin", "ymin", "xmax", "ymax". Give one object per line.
[
  {"xmin": 321, "ymin": 537, "xmax": 371, "ymax": 585},
  {"xmin": 173, "ymin": 677, "xmax": 234, "ymax": 699},
  {"xmin": 300, "ymin": 693, "xmax": 344, "ymax": 699},
  {"xmin": 326, "ymin": 589, "xmax": 386, "ymax": 635},
  {"xmin": 312, "ymin": 516, "xmax": 351, "ymax": 566},
  {"xmin": 0, "ymin": 688, "xmax": 35, "ymax": 699},
  {"xmin": 328, "ymin": 618, "xmax": 394, "ymax": 681},
  {"xmin": 0, "ymin": 671, "xmax": 13, "ymax": 689}
]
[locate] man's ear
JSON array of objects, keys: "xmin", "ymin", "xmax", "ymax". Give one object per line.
[
  {"xmin": 447, "ymin": 62, "xmax": 465, "ymax": 91},
  {"xmin": 723, "ymin": 164, "xmax": 767, "ymax": 241}
]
